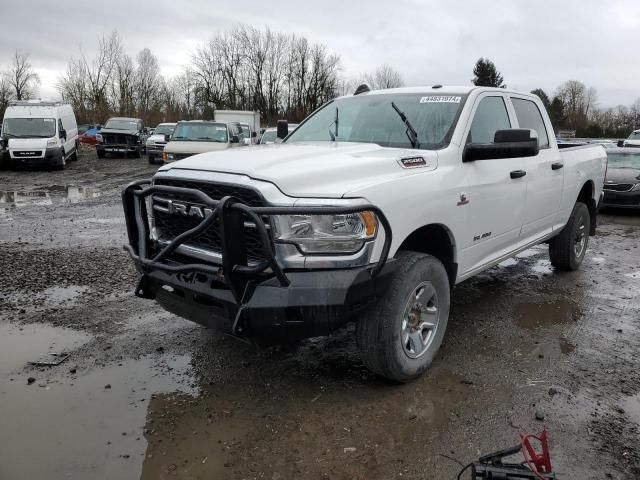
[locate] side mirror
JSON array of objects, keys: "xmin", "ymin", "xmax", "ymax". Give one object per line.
[
  {"xmin": 617, "ymin": 140, "xmax": 625, "ymax": 147},
  {"xmin": 164, "ymin": 134, "xmax": 171, "ymax": 142},
  {"xmin": 463, "ymin": 129, "xmax": 539, "ymax": 162},
  {"xmin": 231, "ymin": 134, "xmax": 240, "ymax": 144},
  {"xmin": 97, "ymin": 125, "xmax": 102, "ymax": 131},
  {"xmin": 276, "ymin": 120, "xmax": 289, "ymax": 140},
  {"xmin": 251, "ymin": 131, "xmax": 257, "ymax": 138},
  {"xmin": 59, "ymin": 128, "xmax": 67, "ymax": 140}
]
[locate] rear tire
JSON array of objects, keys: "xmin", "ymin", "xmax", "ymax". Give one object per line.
[
  {"xmin": 148, "ymin": 154, "xmax": 156, "ymax": 164},
  {"xmin": 356, "ymin": 251, "xmax": 450, "ymax": 383},
  {"xmin": 549, "ymin": 202, "xmax": 590, "ymax": 271},
  {"xmin": 70, "ymin": 148, "xmax": 78, "ymax": 162}
]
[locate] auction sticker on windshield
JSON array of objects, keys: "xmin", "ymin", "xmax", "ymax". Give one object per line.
[{"xmin": 420, "ymin": 96, "xmax": 462, "ymax": 103}]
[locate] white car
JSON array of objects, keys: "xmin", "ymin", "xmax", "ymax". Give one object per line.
[
  {"xmin": 146, "ymin": 122, "xmax": 176, "ymax": 164},
  {"xmin": 1, "ymin": 100, "xmax": 79, "ymax": 170},
  {"xmin": 258, "ymin": 124, "xmax": 299, "ymax": 144},
  {"xmin": 623, "ymin": 129, "xmax": 640, "ymax": 148},
  {"xmin": 123, "ymin": 86, "xmax": 606, "ymax": 382}
]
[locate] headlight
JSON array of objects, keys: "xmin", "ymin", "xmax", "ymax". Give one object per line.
[
  {"xmin": 631, "ymin": 183, "xmax": 640, "ymax": 191},
  {"xmin": 163, "ymin": 152, "xmax": 174, "ymax": 161},
  {"xmin": 46, "ymin": 139, "xmax": 58, "ymax": 147},
  {"xmin": 273, "ymin": 211, "xmax": 377, "ymax": 254},
  {"xmin": 96, "ymin": 134, "xmax": 103, "ymax": 143}
]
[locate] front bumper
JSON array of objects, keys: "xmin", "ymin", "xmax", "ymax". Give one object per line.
[
  {"xmin": 97, "ymin": 144, "xmax": 141, "ymax": 154},
  {"xmin": 602, "ymin": 190, "xmax": 640, "ymax": 209},
  {"xmin": 122, "ymin": 180, "xmax": 393, "ymax": 340},
  {"xmin": 10, "ymin": 148, "xmax": 63, "ymax": 167},
  {"xmin": 146, "ymin": 144, "xmax": 165, "ymax": 156}
]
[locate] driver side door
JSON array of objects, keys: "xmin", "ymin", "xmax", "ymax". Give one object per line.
[{"xmin": 460, "ymin": 94, "xmax": 527, "ymax": 275}]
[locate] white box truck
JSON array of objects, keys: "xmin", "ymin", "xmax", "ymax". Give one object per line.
[
  {"xmin": 1, "ymin": 100, "xmax": 79, "ymax": 170},
  {"xmin": 213, "ymin": 110, "xmax": 260, "ymax": 144}
]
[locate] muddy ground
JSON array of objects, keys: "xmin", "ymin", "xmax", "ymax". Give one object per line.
[{"xmin": 1, "ymin": 147, "xmax": 639, "ymax": 480}]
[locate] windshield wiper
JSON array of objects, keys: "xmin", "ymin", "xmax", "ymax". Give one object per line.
[
  {"xmin": 328, "ymin": 107, "xmax": 338, "ymax": 141},
  {"xmin": 391, "ymin": 102, "xmax": 419, "ymax": 148}
]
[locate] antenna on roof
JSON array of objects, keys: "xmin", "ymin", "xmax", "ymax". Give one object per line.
[{"xmin": 353, "ymin": 84, "xmax": 370, "ymax": 95}]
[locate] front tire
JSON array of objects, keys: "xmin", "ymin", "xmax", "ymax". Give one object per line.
[
  {"xmin": 356, "ymin": 251, "xmax": 450, "ymax": 383},
  {"xmin": 549, "ymin": 202, "xmax": 590, "ymax": 271},
  {"xmin": 97, "ymin": 150, "xmax": 106, "ymax": 159}
]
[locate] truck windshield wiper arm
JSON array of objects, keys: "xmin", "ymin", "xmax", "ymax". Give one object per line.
[
  {"xmin": 391, "ymin": 102, "xmax": 419, "ymax": 148},
  {"xmin": 328, "ymin": 107, "xmax": 338, "ymax": 141}
]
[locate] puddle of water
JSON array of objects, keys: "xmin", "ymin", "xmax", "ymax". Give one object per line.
[
  {"xmin": 139, "ymin": 368, "xmax": 470, "ymax": 479},
  {"xmin": 0, "ymin": 185, "xmax": 101, "ymax": 210},
  {"xmin": 623, "ymin": 394, "xmax": 640, "ymax": 424},
  {"xmin": 513, "ymin": 300, "xmax": 579, "ymax": 330},
  {"xmin": 559, "ymin": 336, "xmax": 576, "ymax": 354},
  {"xmin": 0, "ymin": 321, "xmax": 194, "ymax": 480},
  {"xmin": 530, "ymin": 259, "xmax": 553, "ymax": 275},
  {"xmin": 0, "ymin": 321, "xmax": 92, "ymax": 376},
  {"xmin": 498, "ymin": 258, "xmax": 518, "ymax": 268},
  {"xmin": 5, "ymin": 285, "xmax": 89, "ymax": 313}
]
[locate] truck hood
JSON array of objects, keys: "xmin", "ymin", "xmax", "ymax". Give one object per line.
[
  {"xmin": 164, "ymin": 141, "xmax": 230, "ymax": 154},
  {"xmin": 605, "ymin": 167, "xmax": 640, "ymax": 183},
  {"xmin": 159, "ymin": 141, "xmax": 438, "ymax": 198},
  {"xmin": 146, "ymin": 134, "xmax": 167, "ymax": 144},
  {"xmin": 8, "ymin": 138, "xmax": 50, "ymax": 150}
]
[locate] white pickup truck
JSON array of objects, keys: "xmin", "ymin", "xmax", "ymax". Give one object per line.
[{"xmin": 123, "ymin": 86, "xmax": 607, "ymax": 382}]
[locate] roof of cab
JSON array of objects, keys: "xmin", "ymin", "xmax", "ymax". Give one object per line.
[{"xmin": 342, "ymin": 85, "xmax": 536, "ymax": 99}]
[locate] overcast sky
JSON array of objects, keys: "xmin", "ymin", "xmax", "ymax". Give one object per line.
[{"xmin": 1, "ymin": 0, "xmax": 638, "ymax": 107}]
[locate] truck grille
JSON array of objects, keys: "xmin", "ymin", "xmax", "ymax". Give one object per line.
[
  {"xmin": 603, "ymin": 183, "xmax": 633, "ymax": 192},
  {"xmin": 103, "ymin": 133, "xmax": 135, "ymax": 145},
  {"xmin": 13, "ymin": 150, "xmax": 43, "ymax": 157},
  {"xmin": 152, "ymin": 178, "xmax": 269, "ymax": 263}
]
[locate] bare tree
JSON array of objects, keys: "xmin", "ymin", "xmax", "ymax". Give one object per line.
[
  {"xmin": 112, "ymin": 53, "xmax": 136, "ymax": 116},
  {"xmin": 0, "ymin": 76, "xmax": 13, "ymax": 115},
  {"xmin": 4, "ymin": 51, "xmax": 40, "ymax": 100},
  {"xmin": 136, "ymin": 48, "xmax": 161, "ymax": 118},
  {"xmin": 365, "ymin": 64, "xmax": 404, "ymax": 90},
  {"xmin": 555, "ymin": 80, "xmax": 597, "ymax": 131}
]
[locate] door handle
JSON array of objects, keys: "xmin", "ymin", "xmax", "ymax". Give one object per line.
[
  {"xmin": 551, "ymin": 162, "xmax": 564, "ymax": 170},
  {"xmin": 510, "ymin": 170, "xmax": 527, "ymax": 179}
]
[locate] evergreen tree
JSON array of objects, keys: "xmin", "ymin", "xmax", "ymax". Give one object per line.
[
  {"xmin": 472, "ymin": 58, "xmax": 504, "ymax": 88},
  {"xmin": 531, "ymin": 89, "xmax": 551, "ymax": 110}
]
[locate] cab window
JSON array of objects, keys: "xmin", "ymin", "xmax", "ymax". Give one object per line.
[
  {"xmin": 468, "ymin": 96, "xmax": 511, "ymax": 144},
  {"xmin": 511, "ymin": 98, "xmax": 550, "ymax": 149}
]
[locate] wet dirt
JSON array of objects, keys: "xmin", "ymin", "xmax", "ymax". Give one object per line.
[{"xmin": 1, "ymin": 150, "xmax": 640, "ymax": 479}]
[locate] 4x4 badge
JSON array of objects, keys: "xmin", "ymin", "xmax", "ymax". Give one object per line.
[{"xmin": 398, "ymin": 156, "xmax": 427, "ymax": 168}]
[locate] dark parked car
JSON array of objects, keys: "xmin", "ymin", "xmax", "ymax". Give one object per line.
[
  {"xmin": 95, "ymin": 117, "xmax": 145, "ymax": 158},
  {"xmin": 602, "ymin": 148, "xmax": 640, "ymax": 210}
]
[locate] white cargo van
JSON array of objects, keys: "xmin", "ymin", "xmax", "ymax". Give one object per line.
[
  {"xmin": 1, "ymin": 100, "xmax": 79, "ymax": 170},
  {"xmin": 213, "ymin": 110, "xmax": 260, "ymax": 144}
]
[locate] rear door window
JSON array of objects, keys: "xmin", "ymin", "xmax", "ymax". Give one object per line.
[
  {"xmin": 468, "ymin": 96, "xmax": 511, "ymax": 144},
  {"xmin": 511, "ymin": 98, "xmax": 550, "ymax": 149}
]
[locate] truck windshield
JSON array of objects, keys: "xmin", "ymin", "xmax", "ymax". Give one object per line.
[
  {"xmin": 628, "ymin": 131, "xmax": 640, "ymax": 140},
  {"xmin": 154, "ymin": 125, "xmax": 175, "ymax": 136},
  {"xmin": 286, "ymin": 93, "xmax": 467, "ymax": 149},
  {"xmin": 607, "ymin": 152, "xmax": 640, "ymax": 168},
  {"xmin": 105, "ymin": 119, "xmax": 139, "ymax": 130},
  {"xmin": 3, "ymin": 118, "xmax": 57, "ymax": 138},
  {"xmin": 172, "ymin": 122, "xmax": 228, "ymax": 142}
]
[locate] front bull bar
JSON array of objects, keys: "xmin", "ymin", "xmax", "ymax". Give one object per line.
[{"xmin": 122, "ymin": 180, "xmax": 393, "ymax": 313}]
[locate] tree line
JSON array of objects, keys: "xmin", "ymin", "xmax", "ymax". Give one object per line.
[
  {"xmin": 473, "ymin": 57, "xmax": 640, "ymax": 138},
  {"xmin": 1, "ymin": 39, "xmax": 637, "ymax": 138}
]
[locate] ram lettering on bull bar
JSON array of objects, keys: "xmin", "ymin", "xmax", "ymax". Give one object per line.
[{"xmin": 122, "ymin": 179, "xmax": 393, "ymax": 334}]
